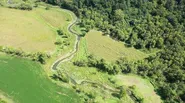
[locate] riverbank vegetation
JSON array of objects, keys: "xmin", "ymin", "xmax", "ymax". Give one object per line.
[{"xmin": 43, "ymin": 0, "xmax": 185, "ymax": 102}]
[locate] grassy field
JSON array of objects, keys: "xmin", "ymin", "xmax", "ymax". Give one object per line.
[
  {"xmin": 86, "ymin": 30, "xmax": 148, "ymax": 61},
  {"xmin": 0, "ymin": 54, "xmax": 80, "ymax": 103},
  {"xmin": 114, "ymin": 75, "xmax": 162, "ymax": 103},
  {"xmin": 0, "ymin": 6, "xmax": 72, "ymax": 53}
]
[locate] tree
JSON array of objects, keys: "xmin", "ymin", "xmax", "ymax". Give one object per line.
[
  {"xmin": 57, "ymin": 29, "xmax": 63, "ymax": 35},
  {"xmin": 113, "ymin": 9, "xmax": 125, "ymax": 22},
  {"xmin": 119, "ymin": 86, "xmax": 127, "ymax": 98},
  {"xmin": 156, "ymin": 38, "xmax": 164, "ymax": 48}
]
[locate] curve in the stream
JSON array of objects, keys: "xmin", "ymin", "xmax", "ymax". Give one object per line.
[
  {"xmin": 51, "ymin": 10, "xmax": 139, "ymax": 103},
  {"xmin": 51, "ymin": 11, "xmax": 81, "ymax": 71}
]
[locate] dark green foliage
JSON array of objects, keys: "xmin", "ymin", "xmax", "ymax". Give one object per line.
[
  {"xmin": 57, "ymin": 29, "xmax": 63, "ymax": 35},
  {"xmin": 0, "ymin": 46, "xmax": 50, "ymax": 64},
  {"xmin": 57, "ymin": 0, "xmax": 185, "ymax": 51},
  {"xmin": 119, "ymin": 86, "xmax": 127, "ymax": 99},
  {"xmin": 8, "ymin": 2, "xmax": 32, "ymax": 10},
  {"xmin": 73, "ymin": 60, "xmax": 87, "ymax": 67},
  {"xmin": 17, "ymin": 3, "xmax": 32, "ymax": 10},
  {"xmin": 54, "ymin": 39, "xmax": 62, "ymax": 45},
  {"xmin": 31, "ymin": 52, "xmax": 49, "ymax": 64},
  {"xmin": 74, "ymin": 54, "xmax": 120, "ymax": 74},
  {"xmin": 56, "ymin": 70, "xmax": 69, "ymax": 83}
]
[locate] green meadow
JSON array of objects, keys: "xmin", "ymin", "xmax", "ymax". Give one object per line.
[
  {"xmin": 86, "ymin": 30, "xmax": 148, "ymax": 61},
  {"xmin": 0, "ymin": 54, "xmax": 80, "ymax": 103},
  {"xmin": 0, "ymin": 6, "xmax": 72, "ymax": 53}
]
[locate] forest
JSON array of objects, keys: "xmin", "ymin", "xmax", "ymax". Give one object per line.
[{"xmin": 38, "ymin": 0, "xmax": 185, "ymax": 102}]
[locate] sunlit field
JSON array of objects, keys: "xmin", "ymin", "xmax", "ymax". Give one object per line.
[{"xmin": 0, "ymin": 54, "xmax": 80, "ymax": 103}]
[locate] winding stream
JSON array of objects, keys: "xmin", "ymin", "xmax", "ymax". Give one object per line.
[
  {"xmin": 51, "ymin": 11, "xmax": 81, "ymax": 71},
  {"xmin": 51, "ymin": 10, "xmax": 139, "ymax": 103},
  {"xmin": 50, "ymin": 10, "xmax": 120, "ymax": 92}
]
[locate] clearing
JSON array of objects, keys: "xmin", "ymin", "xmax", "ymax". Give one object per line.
[
  {"xmin": 0, "ymin": 54, "xmax": 80, "ymax": 103},
  {"xmin": 114, "ymin": 75, "xmax": 162, "ymax": 103},
  {"xmin": 0, "ymin": 6, "xmax": 71, "ymax": 52},
  {"xmin": 86, "ymin": 30, "xmax": 148, "ymax": 61}
]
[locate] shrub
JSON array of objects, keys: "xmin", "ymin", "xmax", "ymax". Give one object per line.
[
  {"xmin": 73, "ymin": 60, "xmax": 87, "ymax": 67},
  {"xmin": 17, "ymin": 3, "xmax": 32, "ymax": 10},
  {"xmin": 57, "ymin": 70, "xmax": 69, "ymax": 83},
  {"xmin": 54, "ymin": 39, "xmax": 62, "ymax": 45},
  {"xmin": 45, "ymin": 5, "xmax": 50, "ymax": 10},
  {"xmin": 0, "ymin": 46, "xmax": 50, "ymax": 64},
  {"xmin": 0, "ymin": 2, "xmax": 4, "ymax": 6},
  {"xmin": 57, "ymin": 29, "xmax": 63, "ymax": 35}
]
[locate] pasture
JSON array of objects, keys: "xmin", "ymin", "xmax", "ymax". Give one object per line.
[
  {"xmin": 0, "ymin": 55, "xmax": 80, "ymax": 103},
  {"xmin": 114, "ymin": 75, "xmax": 162, "ymax": 103},
  {"xmin": 86, "ymin": 30, "xmax": 148, "ymax": 61},
  {"xmin": 0, "ymin": 6, "xmax": 71, "ymax": 52}
]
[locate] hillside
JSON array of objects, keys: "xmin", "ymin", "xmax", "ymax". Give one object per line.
[{"xmin": 0, "ymin": 0, "xmax": 185, "ymax": 103}]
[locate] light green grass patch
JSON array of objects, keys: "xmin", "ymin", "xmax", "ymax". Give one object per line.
[
  {"xmin": 35, "ymin": 7, "xmax": 72, "ymax": 28},
  {"xmin": 86, "ymin": 30, "xmax": 148, "ymax": 61},
  {"xmin": 0, "ymin": 55, "xmax": 80, "ymax": 103},
  {"xmin": 73, "ymin": 37, "xmax": 88, "ymax": 61},
  {"xmin": 0, "ymin": 6, "xmax": 73, "ymax": 53},
  {"xmin": 0, "ymin": 7, "xmax": 56, "ymax": 52},
  {"xmin": 114, "ymin": 75, "xmax": 161, "ymax": 103}
]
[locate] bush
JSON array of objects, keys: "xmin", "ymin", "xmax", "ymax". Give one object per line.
[
  {"xmin": 0, "ymin": 46, "xmax": 50, "ymax": 64},
  {"xmin": 54, "ymin": 39, "xmax": 62, "ymax": 45},
  {"xmin": 0, "ymin": 2, "xmax": 4, "ymax": 6},
  {"xmin": 17, "ymin": 3, "xmax": 32, "ymax": 10},
  {"xmin": 45, "ymin": 6, "xmax": 50, "ymax": 10},
  {"xmin": 57, "ymin": 70, "xmax": 69, "ymax": 83},
  {"xmin": 57, "ymin": 29, "xmax": 63, "ymax": 35},
  {"xmin": 73, "ymin": 60, "xmax": 87, "ymax": 67}
]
